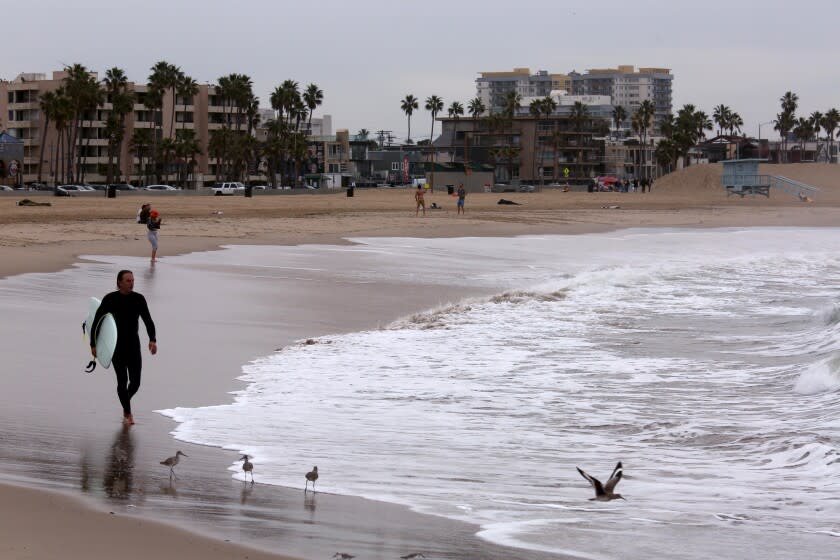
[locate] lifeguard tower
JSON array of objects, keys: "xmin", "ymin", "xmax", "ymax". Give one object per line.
[{"xmin": 721, "ymin": 159, "xmax": 819, "ymax": 200}]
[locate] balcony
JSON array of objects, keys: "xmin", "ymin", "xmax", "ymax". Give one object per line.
[{"xmin": 9, "ymin": 102, "xmax": 39, "ymax": 110}]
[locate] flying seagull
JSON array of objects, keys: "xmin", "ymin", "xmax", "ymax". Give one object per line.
[{"xmin": 576, "ymin": 461, "xmax": 625, "ymax": 501}]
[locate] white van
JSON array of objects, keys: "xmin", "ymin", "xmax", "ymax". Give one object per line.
[{"xmin": 411, "ymin": 178, "xmax": 427, "ymax": 189}]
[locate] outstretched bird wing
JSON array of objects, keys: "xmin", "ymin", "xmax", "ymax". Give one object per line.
[
  {"xmin": 605, "ymin": 462, "xmax": 623, "ymax": 494},
  {"xmin": 576, "ymin": 467, "xmax": 605, "ymax": 497}
]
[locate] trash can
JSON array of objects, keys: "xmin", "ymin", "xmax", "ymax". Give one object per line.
[
  {"xmin": 446, "ymin": 185, "xmax": 454, "ymax": 195},
  {"xmin": 346, "ymin": 187, "xmax": 355, "ymax": 197},
  {"xmin": 106, "ymin": 185, "xmax": 117, "ymax": 198},
  {"xmin": 244, "ymin": 185, "xmax": 253, "ymax": 198}
]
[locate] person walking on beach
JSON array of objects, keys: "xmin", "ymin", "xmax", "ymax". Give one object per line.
[
  {"xmin": 91, "ymin": 270, "xmax": 157, "ymax": 425},
  {"xmin": 136, "ymin": 203, "xmax": 151, "ymax": 224},
  {"xmin": 147, "ymin": 209, "xmax": 161, "ymax": 264},
  {"xmin": 415, "ymin": 185, "xmax": 426, "ymax": 217},
  {"xmin": 456, "ymin": 183, "xmax": 466, "ymax": 215}
]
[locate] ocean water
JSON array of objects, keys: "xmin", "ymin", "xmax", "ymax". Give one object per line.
[{"xmin": 159, "ymin": 228, "xmax": 840, "ymax": 559}]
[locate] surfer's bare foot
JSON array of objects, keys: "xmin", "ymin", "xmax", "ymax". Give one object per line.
[{"xmin": 123, "ymin": 414, "xmax": 135, "ymax": 425}]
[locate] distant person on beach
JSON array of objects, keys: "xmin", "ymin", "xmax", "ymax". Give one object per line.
[
  {"xmin": 91, "ymin": 270, "xmax": 157, "ymax": 425},
  {"xmin": 147, "ymin": 209, "xmax": 161, "ymax": 263},
  {"xmin": 136, "ymin": 203, "xmax": 151, "ymax": 224},
  {"xmin": 415, "ymin": 186, "xmax": 426, "ymax": 217},
  {"xmin": 457, "ymin": 184, "xmax": 466, "ymax": 215}
]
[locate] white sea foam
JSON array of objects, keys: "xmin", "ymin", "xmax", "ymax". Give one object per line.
[{"xmin": 157, "ymin": 228, "xmax": 840, "ymax": 559}]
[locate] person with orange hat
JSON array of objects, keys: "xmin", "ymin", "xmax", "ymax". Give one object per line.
[{"xmin": 147, "ymin": 209, "xmax": 162, "ymax": 263}]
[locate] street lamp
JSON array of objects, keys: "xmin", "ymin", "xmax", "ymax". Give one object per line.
[{"xmin": 757, "ymin": 120, "xmax": 774, "ymax": 160}]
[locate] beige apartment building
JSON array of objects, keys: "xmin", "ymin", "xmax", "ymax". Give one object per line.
[{"xmin": 0, "ymin": 70, "xmax": 244, "ymax": 186}]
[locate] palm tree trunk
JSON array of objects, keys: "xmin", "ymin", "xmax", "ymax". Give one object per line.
[{"xmin": 37, "ymin": 116, "xmax": 50, "ymax": 184}]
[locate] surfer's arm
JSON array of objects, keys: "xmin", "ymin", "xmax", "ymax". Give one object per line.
[{"xmin": 139, "ymin": 295, "xmax": 156, "ymax": 344}]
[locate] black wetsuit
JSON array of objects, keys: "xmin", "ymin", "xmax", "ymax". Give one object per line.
[{"xmin": 91, "ymin": 291, "xmax": 156, "ymax": 416}]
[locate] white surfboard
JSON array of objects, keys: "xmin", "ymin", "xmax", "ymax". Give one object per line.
[{"xmin": 84, "ymin": 297, "xmax": 118, "ymax": 369}]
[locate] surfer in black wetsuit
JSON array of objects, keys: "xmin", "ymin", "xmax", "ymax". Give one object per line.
[{"xmin": 91, "ymin": 270, "xmax": 157, "ymax": 425}]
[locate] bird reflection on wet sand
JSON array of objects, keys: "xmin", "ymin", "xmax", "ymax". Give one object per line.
[
  {"xmin": 304, "ymin": 492, "xmax": 316, "ymax": 513},
  {"xmin": 103, "ymin": 425, "xmax": 135, "ymax": 499}
]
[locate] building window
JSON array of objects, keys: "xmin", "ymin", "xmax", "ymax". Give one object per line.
[
  {"xmin": 391, "ymin": 162, "xmax": 401, "ymax": 171},
  {"xmin": 328, "ymin": 163, "xmax": 340, "ymax": 173}
]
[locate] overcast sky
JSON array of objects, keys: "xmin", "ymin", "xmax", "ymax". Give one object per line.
[{"xmin": 4, "ymin": 0, "xmax": 838, "ymax": 141}]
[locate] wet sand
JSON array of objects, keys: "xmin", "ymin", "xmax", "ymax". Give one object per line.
[
  {"xmin": 0, "ymin": 248, "xmax": 555, "ymax": 560},
  {"xmin": 1, "ymin": 163, "xmax": 839, "ymax": 559}
]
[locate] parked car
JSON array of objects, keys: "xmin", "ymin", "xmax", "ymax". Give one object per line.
[
  {"xmin": 0, "ymin": 185, "xmax": 14, "ymax": 192},
  {"xmin": 518, "ymin": 185, "xmax": 536, "ymax": 193},
  {"xmin": 145, "ymin": 184, "xmax": 179, "ymax": 191},
  {"xmin": 110, "ymin": 183, "xmax": 137, "ymax": 191},
  {"xmin": 88, "ymin": 184, "xmax": 108, "ymax": 191},
  {"xmin": 56, "ymin": 184, "xmax": 96, "ymax": 196},
  {"xmin": 251, "ymin": 185, "xmax": 268, "ymax": 191}
]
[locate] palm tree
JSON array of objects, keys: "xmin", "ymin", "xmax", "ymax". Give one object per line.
[
  {"xmin": 634, "ymin": 100, "xmax": 656, "ymax": 177},
  {"xmin": 401, "ymin": 94, "xmax": 419, "ymax": 143},
  {"xmin": 774, "ymin": 111, "xmax": 796, "ymax": 163},
  {"xmin": 467, "ymin": 97, "xmax": 485, "ymax": 119},
  {"xmin": 503, "ymin": 90, "xmax": 522, "ymax": 118},
  {"xmin": 150, "ymin": 61, "xmax": 183, "ymax": 139},
  {"xmin": 775, "ymin": 91, "xmax": 799, "ymax": 162},
  {"xmin": 810, "ymin": 111, "xmax": 823, "ymax": 160},
  {"xmin": 303, "ymin": 83, "xmax": 324, "ymax": 135},
  {"xmin": 158, "ymin": 137, "xmax": 177, "ymax": 182},
  {"xmin": 822, "ymin": 108, "xmax": 840, "ymax": 163},
  {"xmin": 712, "ymin": 104, "xmax": 731, "ymax": 136},
  {"xmin": 103, "ymin": 67, "xmax": 133, "ymax": 184},
  {"xmin": 174, "ymin": 129, "xmax": 202, "ymax": 188},
  {"xmin": 448, "ymin": 101, "xmax": 464, "ymax": 119},
  {"xmin": 176, "ymin": 75, "xmax": 199, "ymax": 132},
  {"xmin": 728, "ymin": 112, "xmax": 744, "ymax": 136},
  {"xmin": 793, "ymin": 117, "xmax": 813, "ymax": 156},
  {"xmin": 36, "ymin": 90, "xmax": 58, "ymax": 184},
  {"xmin": 612, "ymin": 106, "xmax": 627, "ymax": 139},
  {"xmin": 129, "ymin": 128, "xmax": 153, "ymax": 185},
  {"xmin": 425, "ymin": 95, "xmax": 444, "ymax": 142},
  {"xmin": 63, "ymin": 63, "xmax": 103, "ymax": 182}
]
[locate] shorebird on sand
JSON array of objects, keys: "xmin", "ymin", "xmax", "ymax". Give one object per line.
[
  {"xmin": 401, "ymin": 554, "xmax": 427, "ymax": 559},
  {"xmin": 305, "ymin": 466, "xmax": 319, "ymax": 492},
  {"xmin": 577, "ymin": 461, "xmax": 625, "ymax": 501},
  {"xmin": 240, "ymin": 454, "xmax": 254, "ymax": 483},
  {"xmin": 160, "ymin": 451, "xmax": 187, "ymax": 480},
  {"xmin": 333, "ymin": 553, "xmax": 355, "ymax": 559}
]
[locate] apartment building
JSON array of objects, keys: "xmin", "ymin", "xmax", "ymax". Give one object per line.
[
  {"xmin": 569, "ymin": 65, "xmax": 673, "ymax": 132},
  {"xmin": 0, "ymin": 70, "xmax": 252, "ymax": 186},
  {"xmin": 476, "ymin": 68, "xmax": 571, "ymax": 113}
]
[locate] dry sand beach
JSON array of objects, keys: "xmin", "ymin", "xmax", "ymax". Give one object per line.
[{"xmin": 1, "ymin": 163, "xmax": 839, "ymax": 560}]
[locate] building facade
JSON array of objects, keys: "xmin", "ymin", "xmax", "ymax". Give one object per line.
[
  {"xmin": 1, "ymin": 70, "xmax": 337, "ymax": 187},
  {"xmin": 437, "ymin": 113, "xmax": 606, "ymax": 184},
  {"xmin": 569, "ymin": 65, "xmax": 673, "ymax": 132},
  {"xmin": 476, "ymin": 68, "xmax": 571, "ymax": 114}
]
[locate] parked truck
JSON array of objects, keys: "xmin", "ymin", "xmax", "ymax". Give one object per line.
[{"xmin": 208, "ymin": 182, "xmax": 245, "ymax": 196}]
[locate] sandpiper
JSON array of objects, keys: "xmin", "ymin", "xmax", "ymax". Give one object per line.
[
  {"xmin": 160, "ymin": 451, "xmax": 187, "ymax": 479},
  {"xmin": 305, "ymin": 466, "xmax": 319, "ymax": 492},
  {"xmin": 332, "ymin": 554, "xmax": 354, "ymax": 560},
  {"xmin": 240, "ymin": 454, "xmax": 254, "ymax": 483},
  {"xmin": 401, "ymin": 554, "xmax": 427, "ymax": 559},
  {"xmin": 576, "ymin": 461, "xmax": 625, "ymax": 501}
]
